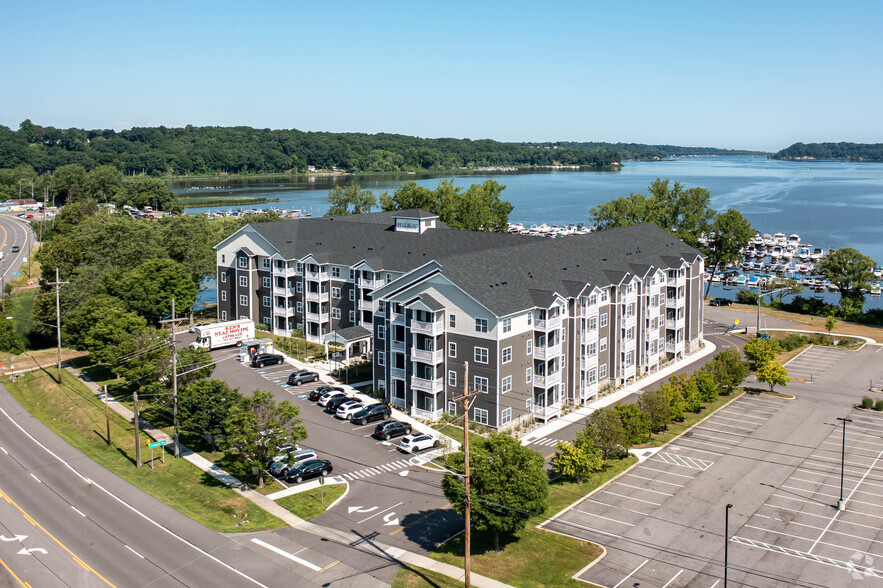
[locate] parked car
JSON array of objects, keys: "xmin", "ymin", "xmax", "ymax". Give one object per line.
[
  {"xmin": 25, "ymin": 214, "xmax": 34, "ymax": 219},
  {"xmin": 398, "ymin": 433, "xmax": 436, "ymax": 453},
  {"xmin": 288, "ymin": 370, "xmax": 320, "ymax": 385},
  {"xmin": 251, "ymin": 353, "xmax": 284, "ymax": 368},
  {"xmin": 324, "ymin": 394, "xmax": 353, "ymax": 413},
  {"xmin": 317, "ymin": 390, "xmax": 347, "ymax": 407},
  {"xmin": 269, "ymin": 448, "xmax": 318, "ymax": 478},
  {"xmin": 11, "ymin": 245, "xmax": 20, "ymax": 253},
  {"xmin": 374, "ymin": 420, "xmax": 412, "ymax": 441},
  {"xmin": 335, "ymin": 400, "xmax": 365, "ymax": 420},
  {"xmin": 266, "ymin": 443, "xmax": 297, "ymax": 467},
  {"xmin": 351, "ymin": 403, "xmax": 391, "ymax": 425},
  {"xmin": 285, "ymin": 459, "xmax": 333, "ymax": 484},
  {"xmin": 709, "ymin": 297, "xmax": 733, "ymax": 307},
  {"xmin": 309, "ymin": 386, "xmax": 344, "ymax": 401}
]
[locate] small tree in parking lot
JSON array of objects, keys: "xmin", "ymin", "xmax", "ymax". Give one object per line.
[
  {"xmin": 757, "ymin": 360, "xmax": 790, "ymax": 393},
  {"xmin": 743, "ymin": 337, "xmax": 780, "ymax": 368},
  {"xmin": 638, "ymin": 387, "xmax": 672, "ymax": 434},
  {"xmin": 707, "ymin": 349, "xmax": 749, "ymax": 395},
  {"xmin": 585, "ymin": 406, "xmax": 630, "ymax": 459}
]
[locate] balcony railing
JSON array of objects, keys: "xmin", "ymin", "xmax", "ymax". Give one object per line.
[
  {"xmin": 305, "ymin": 291, "xmax": 321, "ymax": 302},
  {"xmin": 274, "ymin": 306, "xmax": 295, "ymax": 317},
  {"xmin": 274, "ymin": 266, "xmax": 297, "ymax": 277},
  {"xmin": 304, "ymin": 269, "xmax": 329, "ymax": 281},
  {"xmin": 534, "ymin": 342, "xmax": 562, "ymax": 361},
  {"xmin": 411, "ymin": 319, "xmax": 444, "ymax": 336},
  {"xmin": 533, "ymin": 371, "xmax": 561, "ymax": 389},
  {"xmin": 305, "ymin": 311, "xmax": 329, "ymax": 322},
  {"xmin": 531, "ymin": 401, "xmax": 562, "ymax": 421},
  {"xmin": 391, "ymin": 340, "xmax": 406, "ymax": 352},
  {"xmin": 535, "ymin": 315, "xmax": 563, "ymax": 331},
  {"xmin": 358, "ymin": 299, "xmax": 374, "ymax": 312},
  {"xmin": 411, "ymin": 347, "xmax": 444, "ymax": 364},
  {"xmin": 390, "ymin": 311, "xmax": 406, "ymax": 325},
  {"xmin": 411, "ymin": 375, "xmax": 444, "ymax": 393},
  {"xmin": 390, "ymin": 367, "xmax": 406, "ymax": 380},
  {"xmin": 359, "ymin": 277, "xmax": 383, "ymax": 290},
  {"xmin": 664, "ymin": 340, "xmax": 684, "ymax": 353},
  {"xmin": 391, "ymin": 396, "xmax": 406, "ymax": 409},
  {"xmin": 411, "ymin": 406, "xmax": 443, "ymax": 422}
]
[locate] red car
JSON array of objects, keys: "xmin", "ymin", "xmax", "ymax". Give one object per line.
[{"xmin": 25, "ymin": 215, "xmax": 34, "ymax": 219}]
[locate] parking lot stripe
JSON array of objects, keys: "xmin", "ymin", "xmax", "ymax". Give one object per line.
[
  {"xmin": 671, "ymin": 441, "xmax": 724, "ymax": 456},
  {"xmin": 678, "ymin": 437, "xmax": 731, "ymax": 452},
  {"xmin": 754, "ymin": 512, "xmax": 883, "ymax": 547},
  {"xmin": 778, "ymin": 485, "xmax": 883, "ymax": 510},
  {"xmin": 601, "ymin": 490, "xmax": 662, "ymax": 507},
  {"xmin": 614, "ymin": 482, "xmax": 675, "ymax": 497},
  {"xmin": 612, "ymin": 559, "xmax": 649, "ymax": 588},
  {"xmin": 586, "ymin": 497, "xmax": 653, "ymax": 517},
  {"xmin": 717, "ymin": 410, "xmax": 767, "ymax": 423},
  {"xmin": 729, "ymin": 536, "xmax": 883, "ymax": 580},
  {"xmin": 661, "ymin": 569, "xmax": 683, "ymax": 588},
  {"xmin": 638, "ymin": 466, "xmax": 695, "ymax": 479},
  {"xmin": 744, "ymin": 524, "xmax": 883, "ymax": 560},
  {"xmin": 687, "ymin": 432, "xmax": 739, "ymax": 448},
  {"xmin": 623, "ymin": 473, "xmax": 685, "ymax": 487},
  {"xmin": 759, "ymin": 502, "xmax": 882, "ymax": 532},
  {"xmin": 573, "ymin": 509, "xmax": 636, "ymax": 527},
  {"xmin": 702, "ymin": 420, "xmax": 754, "ymax": 432}
]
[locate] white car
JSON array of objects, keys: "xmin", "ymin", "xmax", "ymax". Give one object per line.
[
  {"xmin": 335, "ymin": 400, "xmax": 365, "ymax": 420},
  {"xmin": 398, "ymin": 433, "xmax": 436, "ymax": 453},
  {"xmin": 317, "ymin": 391, "xmax": 347, "ymax": 407}
]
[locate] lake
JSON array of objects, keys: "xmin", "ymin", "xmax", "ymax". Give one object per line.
[{"xmin": 178, "ymin": 157, "xmax": 883, "ymax": 309}]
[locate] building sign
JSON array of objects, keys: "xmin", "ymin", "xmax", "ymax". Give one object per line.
[{"xmin": 395, "ymin": 218, "xmax": 420, "ymax": 233}]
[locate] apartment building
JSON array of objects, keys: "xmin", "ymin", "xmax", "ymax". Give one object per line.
[{"xmin": 215, "ymin": 209, "xmax": 704, "ymax": 429}]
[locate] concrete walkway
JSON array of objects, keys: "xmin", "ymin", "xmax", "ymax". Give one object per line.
[{"xmin": 66, "ymin": 365, "xmax": 507, "ymax": 588}]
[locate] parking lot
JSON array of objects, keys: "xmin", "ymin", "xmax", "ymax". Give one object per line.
[{"xmin": 785, "ymin": 345, "xmax": 851, "ymax": 381}]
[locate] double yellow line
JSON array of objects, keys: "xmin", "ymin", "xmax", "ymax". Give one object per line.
[{"xmin": 0, "ymin": 488, "xmax": 115, "ymax": 587}]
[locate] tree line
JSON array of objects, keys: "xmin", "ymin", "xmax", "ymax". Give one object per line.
[{"xmin": 770, "ymin": 142, "xmax": 883, "ymax": 162}]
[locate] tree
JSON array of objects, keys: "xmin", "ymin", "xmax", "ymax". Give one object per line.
[
  {"xmin": 693, "ymin": 367, "xmax": 719, "ymax": 402},
  {"xmin": 767, "ymin": 277, "xmax": 805, "ymax": 302},
  {"xmin": 638, "ymin": 387, "xmax": 672, "ymax": 434},
  {"xmin": 757, "ymin": 360, "xmax": 789, "ymax": 393},
  {"xmin": 441, "ymin": 433, "xmax": 548, "ymax": 551},
  {"xmin": 380, "ymin": 179, "xmax": 513, "ymax": 231},
  {"xmin": 326, "ymin": 183, "xmax": 376, "ymax": 216},
  {"xmin": 179, "ymin": 379, "xmax": 243, "ymax": 452},
  {"xmin": 50, "ymin": 163, "xmax": 87, "ymax": 205},
  {"xmin": 84, "ymin": 165, "xmax": 123, "ymax": 202},
  {"xmin": 613, "ymin": 403, "xmax": 650, "ymax": 445},
  {"xmin": 825, "ymin": 315, "xmax": 837, "ymax": 334},
  {"xmin": 175, "ymin": 346, "xmax": 214, "ymax": 388},
  {"xmin": 0, "ymin": 317, "xmax": 23, "ymax": 353},
  {"xmin": 585, "ymin": 406, "xmax": 630, "ymax": 459},
  {"xmin": 670, "ymin": 374, "xmax": 702, "ymax": 413},
  {"xmin": 704, "ymin": 209, "xmax": 754, "ymax": 298},
  {"xmin": 63, "ymin": 296, "xmax": 148, "ymax": 364},
  {"xmin": 113, "ymin": 259, "xmax": 198, "ymax": 323},
  {"xmin": 379, "ymin": 181, "xmax": 434, "ymax": 211},
  {"xmin": 224, "ymin": 390, "xmax": 306, "ymax": 488},
  {"xmin": 817, "ymin": 247, "xmax": 877, "ymax": 305},
  {"xmin": 742, "ymin": 337, "xmax": 780, "ymax": 367},
  {"xmin": 552, "ymin": 439, "xmax": 604, "ymax": 483},
  {"xmin": 589, "ymin": 193, "xmax": 654, "ymax": 229}
]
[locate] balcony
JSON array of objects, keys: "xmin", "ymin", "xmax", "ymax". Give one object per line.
[
  {"xmin": 665, "ymin": 340, "xmax": 684, "ymax": 353},
  {"xmin": 411, "ymin": 406, "xmax": 443, "ymax": 422},
  {"xmin": 665, "ymin": 316, "xmax": 685, "ymax": 330},
  {"xmin": 535, "ymin": 315, "xmax": 563, "ymax": 331},
  {"xmin": 358, "ymin": 299, "xmax": 374, "ymax": 312},
  {"xmin": 391, "ymin": 396, "xmax": 406, "ymax": 409},
  {"xmin": 273, "ymin": 286, "xmax": 290, "ymax": 297},
  {"xmin": 274, "ymin": 306, "xmax": 295, "ymax": 318},
  {"xmin": 390, "ymin": 311, "xmax": 406, "ymax": 325},
  {"xmin": 534, "ymin": 342, "xmax": 562, "ymax": 361},
  {"xmin": 391, "ymin": 340, "xmax": 406, "ymax": 352},
  {"xmin": 411, "ymin": 375, "xmax": 444, "ymax": 393},
  {"xmin": 390, "ymin": 367, "xmax": 406, "ymax": 380},
  {"xmin": 533, "ymin": 371, "xmax": 561, "ymax": 389},
  {"xmin": 305, "ymin": 310, "xmax": 329, "ymax": 322},
  {"xmin": 274, "ymin": 266, "xmax": 297, "ymax": 277},
  {"xmin": 359, "ymin": 277, "xmax": 383, "ymax": 290},
  {"xmin": 305, "ymin": 291, "xmax": 321, "ymax": 302},
  {"xmin": 531, "ymin": 401, "xmax": 562, "ymax": 421},
  {"xmin": 411, "ymin": 347, "xmax": 444, "ymax": 364},
  {"xmin": 411, "ymin": 319, "xmax": 444, "ymax": 336},
  {"xmin": 304, "ymin": 269, "xmax": 329, "ymax": 281}
]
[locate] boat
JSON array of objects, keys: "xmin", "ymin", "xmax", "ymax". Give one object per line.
[
  {"xmin": 781, "ymin": 248, "xmax": 793, "ymax": 260},
  {"xmin": 871, "ymin": 282, "xmax": 882, "ymax": 297},
  {"xmin": 762, "ymin": 233, "xmax": 775, "ymax": 246},
  {"xmin": 811, "ymin": 248, "xmax": 824, "ymax": 261},
  {"xmin": 788, "ymin": 234, "xmax": 801, "ymax": 247},
  {"xmin": 798, "ymin": 246, "xmax": 811, "ymax": 261},
  {"xmin": 770, "ymin": 246, "xmax": 783, "ymax": 259},
  {"xmin": 773, "ymin": 232, "xmax": 787, "ymax": 245},
  {"xmin": 734, "ymin": 275, "xmax": 748, "ymax": 286}
]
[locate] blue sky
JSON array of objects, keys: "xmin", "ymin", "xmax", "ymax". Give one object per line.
[{"xmin": 1, "ymin": 0, "xmax": 881, "ymax": 151}]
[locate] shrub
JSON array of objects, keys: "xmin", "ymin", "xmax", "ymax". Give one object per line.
[
  {"xmin": 736, "ymin": 288, "xmax": 758, "ymax": 305},
  {"xmin": 693, "ymin": 368, "xmax": 719, "ymax": 402},
  {"xmin": 861, "ymin": 397, "xmax": 873, "ymax": 409},
  {"xmin": 875, "ymin": 399, "xmax": 883, "ymax": 412},
  {"xmin": 780, "ymin": 333, "xmax": 808, "ymax": 352}
]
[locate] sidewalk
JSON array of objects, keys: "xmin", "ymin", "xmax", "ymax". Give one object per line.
[
  {"xmin": 66, "ymin": 364, "xmax": 502, "ymax": 587},
  {"xmin": 522, "ymin": 339, "xmax": 718, "ymax": 444}
]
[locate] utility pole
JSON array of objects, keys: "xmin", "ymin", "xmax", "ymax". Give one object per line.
[
  {"xmin": 133, "ymin": 389, "xmax": 142, "ymax": 467},
  {"xmin": 104, "ymin": 385, "xmax": 111, "ymax": 446},
  {"xmin": 48, "ymin": 268, "xmax": 68, "ymax": 384},
  {"xmin": 724, "ymin": 503, "xmax": 733, "ymax": 587},
  {"xmin": 836, "ymin": 417, "xmax": 852, "ymax": 511},
  {"xmin": 452, "ymin": 361, "xmax": 481, "ymax": 588},
  {"xmin": 160, "ymin": 299, "xmax": 185, "ymax": 457}
]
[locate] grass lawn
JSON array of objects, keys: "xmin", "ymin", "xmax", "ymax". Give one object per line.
[
  {"xmin": 726, "ymin": 303, "xmax": 883, "ymax": 341},
  {"xmin": 634, "ymin": 391, "xmax": 741, "ymax": 449},
  {"xmin": 393, "ymin": 566, "xmax": 464, "ymax": 588},
  {"xmin": 3, "ymin": 369, "xmax": 284, "ymax": 533},
  {"xmin": 275, "ymin": 484, "xmax": 346, "ymax": 520},
  {"xmin": 430, "ymin": 420, "xmax": 485, "ymax": 449}
]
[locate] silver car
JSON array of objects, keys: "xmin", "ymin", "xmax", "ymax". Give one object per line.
[{"xmin": 269, "ymin": 449, "xmax": 318, "ymax": 477}]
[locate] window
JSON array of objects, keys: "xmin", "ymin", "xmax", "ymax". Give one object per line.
[
  {"xmin": 599, "ymin": 364, "xmax": 607, "ymax": 379},
  {"xmin": 502, "ymin": 346, "xmax": 512, "ymax": 364},
  {"xmin": 262, "ymin": 277, "xmax": 271, "ymax": 288},
  {"xmin": 474, "ymin": 347, "xmax": 488, "ymax": 364},
  {"xmin": 221, "ymin": 272, "xmax": 227, "ymax": 283},
  {"xmin": 475, "ymin": 318, "xmax": 488, "ymax": 333},
  {"xmin": 377, "ymin": 325, "xmax": 385, "ymax": 340},
  {"xmin": 449, "ymin": 314, "xmax": 456, "ymax": 329},
  {"xmin": 296, "ymin": 282, "xmax": 303, "ymax": 293},
  {"xmin": 221, "ymin": 310, "xmax": 227, "ymax": 320},
  {"xmin": 502, "ymin": 318, "xmax": 512, "ymax": 334},
  {"xmin": 377, "ymin": 352, "xmax": 385, "ymax": 366},
  {"xmin": 262, "ymin": 258, "xmax": 270, "ymax": 269},
  {"xmin": 601, "ymin": 288, "xmax": 609, "ymax": 302},
  {"xmin": 600, "ymin": 313, "xmax": 608, "ymax": 327},
  {"xmin": 296, "ymin": 301, "xmax": 303, "ymax": 313},
  {"xmin": 526, "ymin": 368, "xmax": 532, "ymax": 383},
  {"xmin": 220, "ymin": 290, "xmax": 227, "ymax": 301},
  {"xmin": 239, "ymin": 275, "xmax": 247, "ymax": 287},
  {"xmin": 239, "ymin": 295, "xmax": 248, "ymax": 306},
  {"xmin": 589, "ymin": 316, "xmax": 597, "ymax": 330},
  {"xmin": 474, "ymin": 408, "xmax": 489, "ymax": 425},
  {"xmin": 349, "ymin": 289, "xmax": 355, "ymax": 301},
  {"xmin": 221, "ymin": 254, "xmax": 226, "ymax": 264},
  {"xmin": 386, "ymin": 273, "xmax": 392, "ymax": 283},
  {"xmin": 501, "ymin": 375, "xmax": 512, "ymax": 393},
  {"xmin": 589, "ymin": 294, "xmax": 597, "ymax": 305},
  {"xmin": 377, "ymin": 379, "xmax": 386, "ymax": 392},
  {"xmin": 349, "ymin": 269, "xmax": 355, "ymax": 280},
  {"xmin": 332, "ymin": 287, "xmax": 341, "ymax": 299},
  {"xmin": 527, "ymin": 313, "xmax": 532, "ymax": 326},
  {"xmin": 526, "ymin": 340, "xmax": 532, "ymax": 355},
  {"xmin": 262, "ymin": 296, "xmax": 270, "ymax": 307},
  {"xmin": 448, "ymin": 342, "xmax": 456, "ymax": 357},
  {"xmin": 448, "ymin": 401, "xmax": 456, "ymax": 414},
  {"xmin": 474, "ymin": 376, "xmax": 488, "ymax": 394},
  {"xmin": 600, "ymin": 337, "xmax": 607, "ymax": 352},
  {"xmin": 238, "ymin": 256, "xmax": 247, "ymax": 268},
  {"xmin": 349, "ymin": 311, "xmax": 356, "ymax": 322},
  {"xmin": 561, "ymin": 327, "xmax": 566, "ymax": 341},
  {"xmin": 296, "ymin": 263, "xmax": 303, "ymax": 274},
  {"xmin": 625, "ymin": 351, "xmax": 633, "ymax": 366},
  {"xmin": 501, "ymin": 407, "xmax": 512, "ymax": 425},
  {"xmin": 377, "ymin": 301, "xmax": 385, "ymax": 313},
  {"xmin": 331, "ymin": 308, "xmax": 341, "ymax": 319},
  {"xmin": 589, "ymin": 342, "xmax": 597, "ymax": 356},
  {"xmin": 331, "ymin": 266, "xmax": 340, "ymax": 278},
  {"xmin": 587, "ymin": 368, "xmax": 597, "ymax": 384},
  {"xmin": 448, "ymin": 371, "xmax": 457, "ymax": 386},
  {"xmin": 262, "ymin": 316, "xmax": 271, "ymax": 326}
]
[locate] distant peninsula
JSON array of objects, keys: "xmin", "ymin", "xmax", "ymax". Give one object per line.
[{"xmin": 771, "ymin": 142, "xmax": 883, "ymax": 162}]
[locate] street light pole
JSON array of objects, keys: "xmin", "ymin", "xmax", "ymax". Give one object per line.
[
  {"xmin": 836, "ymin": 417, "xmax": 852, "ymax": 511},
  {"xmin": 724, "ymin": 503, "xmax": 733, "ymax": 587}
]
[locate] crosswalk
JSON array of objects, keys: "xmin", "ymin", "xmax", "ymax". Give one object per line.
[
  {"xmin": 655, "ymin": 451, "xmax": 713, "ymax": 470},
  {"xmin": 340, "ymin": 450, "xmax": 443, "ymax": 481},
  {"xmin": 528, "ymin": 437, "xmax": 565, "ymax": 448}
]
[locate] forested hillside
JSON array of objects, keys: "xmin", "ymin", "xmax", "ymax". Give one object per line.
[{"xmin": 770, "ymin": 142, "xmax": 883, "ymax": 162}]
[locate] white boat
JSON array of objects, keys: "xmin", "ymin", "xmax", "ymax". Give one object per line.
[
  {"xmin": 773, "ymin": 232, "xmax": 787, "ymax": 245},
  {"xmin": 750, "ymin": 233, "xmax": 764, "ymax": 247},
  {"xmin": 798, "ymin": 246, "xmax": 811, "ymax": 261},
  {"xmin": 870, "ymin": 282, "xmax": 881, "ymax": 296},
  {"xmin": 762, "ymin": 233, "xmax": 775, "ymax": 246},
  {"xmin": 788, "ymin": 234, "xmax": 801, "ymax": 247},
  {"xmin": 781, "ymin": 249, "xmax": 793, "ymax": 260},
  {"xmin": 811, "ymin": 248, "xmax": 824, "ymax": 261},
  {"xmin": 770, "ymin": 246, "xmax": 783, "ymax": 259}
]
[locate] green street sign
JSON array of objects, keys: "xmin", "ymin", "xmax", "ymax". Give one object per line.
[{"xmin": 148, "ymin": 439, "xmax": 168, "ymax": 448}]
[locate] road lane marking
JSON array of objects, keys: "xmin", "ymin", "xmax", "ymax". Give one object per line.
[
  {"xmin": 124, "ymin": 545, "xmax": 144, "ymax": 559},
  {"xmin": 0, "ymin": 553, "xmax": 29, "ymax": 587},
  {"xmin": 71, "ymin": 506, "xmax": 86, "ymax": 517},
  {"xmin": 250, "ymin": 538, "xmax": 322, "ymax": 571},
  {"xmin": 358, "ymin": 502, "xmax": 402, "ymax": 524},
  {"xmin": 320, "ymin": 560, "xmax": 340, "ymax": 572},
  {"xmin": 612, "ymin": 559, "xmax": 648, "ymax": 588},
  {"xmin": 29, "ymin": 474, "xmax": 40, "ymax": 484},
  {"xmin": 661, "ymin": 569, "xmax": 683, "ymax": 588}
]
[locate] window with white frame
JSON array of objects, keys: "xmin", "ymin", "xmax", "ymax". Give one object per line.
[
  {"xmin": 349, "ymin": 310, "xmax": 356, "ymax": 323},
  {"xmin": 526, "ymin": 340, "xmax": 532, "ymax": 355},
  {"xmin": 221, "ymin": 310, "xmax": 227, "ymax": 320},
  {"xmin": 474, "ymin": 376, "xmax": 488, "ymax": 393},
  {"xmin": 239, "ymin": 295, "xmax": 248, "ymax": 306},
  {"xmin": 501, "ymin": 375, "xmax": 512, "ymax": 393},
  {"xmin": 348, "ymin": 288, "xmax": 355, "ymax": 301},
  {"xmin": 332, "ymin": 287, "xmax": 341, "ymax": 299},
  {"xmin": 220, "ymin": 290, "xmax": 227, "ymax": 301},
  {"xmin": 331, "ymin": 308, "xmax": 341, "ymax": 319},
  {"xmin": 377, "ymin": 379, "xmax": 386, "ymax": 391},
  {"xmin": 600, "ymin": 289, "xmax": 608, "ymax": 302},
  {"xmin": 502, "ymin": 346, "xmax": 512, "ymax": 363},
  {"xmin": 331, "ymin": 266, "xmax": 340, "ymax": 278},
  {"xmin": 296, "ymin": 282, "xmax": 303, "ymax": 293},
  {"xmin": 377, "ymin": 301, "xmax": 385, "ymax": 313},
  {"xmin": 449, "ymin": 314, "xmax": 456, "ymax": 328},
  {"xmin": 600, "ymin": 312, "xmax": 608, "ymax": 327},
  {"xmin": 262, "ymin": 258, "xmax": 271, "ymax": 269},
  {"xmin": 377, "ymin": 325, "xmax": 385, "ymax": 340},
  {"xmin": 526, "ymin": 367, "xmax": 532, "ymax": 383},
  {"xmin": 221, "ymin": 272, "xmax": 227, "ymax": 283},
  {"xmin": 221, "ymin": 254, "xmax": 226, "ymax": 264},
  {"xmin": 589, "ymin": 316, "xmax": 597, "ymax": 330},
  {"xmin": 448, "ymin": 342, "xmax": 456, "ymax": 357},
  {"xmin": 475, "ymin": 318, "xmax": 488, "ymax": 333},
  {"xmin": 262, "ymin": 276, "xmax": 271, "ymax": 288},
  {"xmin": 589, "ymin": 294, "xmax": 597, "ymax": 305},
  {"xmin": 296, "ymin": 262, "xmax": 303, "ymax": 274},
  {"xmin": 448, "ymin": 370, "xmax": 457, "ymax": 386},
  {"xmin": 587, "ymin": 368, "xmax": 597, "ymax": 384},
  {"xmin": 239, "ymin": 275, "xmax": 247, "ymax": 287},
  {"xmin": 262, "ymin": 296, "xmax": 270, "ymax": 307},
  {"xmin": 502, "ymin": 318, "xmax": 512, "ymax": 333},
  {"xmin": 588, "ymin": 342, "xmax": 596, "ymax": 356},
  {"xmin": 527, "ymin": 312, "xmax": 532, "ymax": 326},
  {"xmin": 238, "ymin": 256, "xmax": 247, "ymax": 268},
  {"xmin": 561, "ymin": 327, "xmax": 566, "ymax": 341},
  {"xmin": 448, "ymin": 401, "xmax": 456, "ymax": 414},
  {"xmin": 599, "ymin": 364, "xmax": 607, "ymax": 379},
  {"xmin": 296, "ymin": 301, "xmax": 303, "ymax": 312},
  {"xmin": 474, "ymin": 408, "xmax": 489, "ymax": 425},
  {"xmin": 600, "ymin": 337, "xmax": 607, "ymax": 352},
  {"xmin": 625, "ymin": 351, "xmax": 633, "ymax": 366},
  {"xmin": 474, "ymin": 347, "xmax": 488, "ymax": 363},
  {"xmin": 262, "ymin": 316, "xmax": 271, "ymax": 326},
  {"xmin": 501, "ymin": 407, "xmax": 512, "ymax": 425},
  {"xmin": 377, "ymin": 352, "xmax": 385, "ymax": 366},
  {"xmin": 349, "ymin": 269, "xmax": 355, "ymax": 280}
]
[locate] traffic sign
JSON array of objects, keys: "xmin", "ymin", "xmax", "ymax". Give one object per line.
[
  {"xmin": 148, "ymin": 439, "xmax": 168, "ymax": 448},
  {"xmin": 12, "ymin": 272, "xmax": 19, "ymax": 277}
]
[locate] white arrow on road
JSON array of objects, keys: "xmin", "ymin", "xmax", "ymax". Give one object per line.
[
  {"xmin": 0, "ymin": 535, "xmax": 26, "ymax": 542},
  {"xmin": 383, "ymin": 512, "xmax": 399, "ymax": 526},
  {"xmin": 17, "ymin": 547, "xmax": 48, "ymax": 555},
  {"xmin": 347, "ymin": 506, "xmax": 378, "ymax": 514}
]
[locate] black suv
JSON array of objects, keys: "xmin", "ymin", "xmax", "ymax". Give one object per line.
[
  {"xmin": 288, "ymin": 370, "xmax": 320, "ymax": 385},
  {"xmin": 284, "ymin": 459, "xmax": 333, "ymax": 483},
  {"xmin": 709, "ymin": 297, "xmax": 733, "ymax": 307},
  {"xmin": 374, "ymin": 420, "xmax": 412, "ymax": 440},
  {"xmin": 251, "ymin": 353, "xmax": 284, "ymax": 368},
  {"xmin": 352, "ymin": 403, "xmax": 391, "ymax": 425},
  {"xmin": 324, "ymin": 394, "xmax": 352, "ymax": 413},
  {"xmin": 309, "ymin": 386, "xmax": 344, "ymax": 401}
]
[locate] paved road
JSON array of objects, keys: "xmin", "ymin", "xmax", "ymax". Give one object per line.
[{"xmin": 0, "ymin": 214, "xmax": 36, "ymax": 289}]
